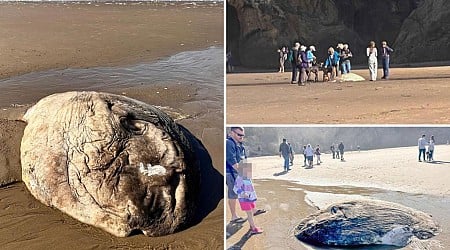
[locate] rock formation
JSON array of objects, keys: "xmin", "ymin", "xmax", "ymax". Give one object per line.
[
  {"xmin": 21, "ymin": 91, "xmax": 200, "ymax": 237},
  {"xmin": 394, "ymin": 0, "xmax": 450, "ymax": 64},
  {"xmin": 227, "ymin": 0, "xmax": 449, "ymax": 68}
]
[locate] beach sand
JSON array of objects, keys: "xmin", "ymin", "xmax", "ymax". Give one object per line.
[
  {"xmin": 227, "ymin": 66, "xmax": 450, "ymax": 124},
  {"xmin": 0, "ymin": 2, "xmax": 224, "ymax": 249},
  {"xmin": 226, "ymin": 145, "xmax": 450, "ymax": 249}
]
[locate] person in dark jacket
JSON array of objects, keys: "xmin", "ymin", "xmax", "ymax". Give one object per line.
[
  {"xmin": 279, "ymin": 138, "xmax": 291, "ymax": 171},
  {"xmin": 381, "ymin": 40, "xmax": 394, "ymax": 79},
  {"xmin": 290, "ymin": 42, "xmax": 301, "ymax": 84},
  {"xmin": 298, "ymin": 45, "xmax": 309, "ymax": 85},
  {"xmin": 338, "ymin": 141, "xmax": 345, "ymax": 161}
]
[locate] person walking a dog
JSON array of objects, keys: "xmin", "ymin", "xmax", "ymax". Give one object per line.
[
  {"xmin": 381, "ymin": 41, "xmax": 394, "ymax": 79},
  {"xmin": 367, "ymin": 41, "xmax": 378, "ymax": 81}
]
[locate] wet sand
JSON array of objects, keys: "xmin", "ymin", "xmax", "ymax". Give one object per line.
[
  {"xmin": 0, "ymin": 2, "xmax": 224, "ymax": 249},
  {"xmin": 227, "ymin": 66, "xmax": 450, "ymax": 124},
  {"xmin": 226, "ymin": 146, "xmax": 450, "ymax": 249}
]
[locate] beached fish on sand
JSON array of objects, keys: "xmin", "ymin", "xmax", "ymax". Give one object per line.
[
  {"xmin": 20, "ymin": 91, "xmax": 202, "ymax": 237},
  {"xmin": 295, "ymin": 199, "xmax": 440, "ymax": 247}
]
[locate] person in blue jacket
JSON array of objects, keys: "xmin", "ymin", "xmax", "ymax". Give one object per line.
[{"xmin": 323, "ymin": 47, "xmax": 340, "ymax": 81}]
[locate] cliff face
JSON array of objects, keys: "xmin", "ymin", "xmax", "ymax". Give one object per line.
[
  {"xmin": 394, "ymin": 0, "xmax": 450, "ymax": 63},
  {"xmin": 227, "ymin": 0, "xmax": 449, "ymax": 68}
]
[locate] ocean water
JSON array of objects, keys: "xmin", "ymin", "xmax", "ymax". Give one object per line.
[
  {"xmin": 0, "ymin": 46, "xmax": 223, "ymax": 107},
  {"xmin": 3, "ymin": 0, "xmax": 222, "ymax": 2}
]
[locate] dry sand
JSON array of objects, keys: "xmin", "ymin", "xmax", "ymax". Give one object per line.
[
  {"xmin": 226, "ymin": 145, "xmax": 450, "ymax": 249},
  {"xmin": 227, "ymin": 66, "xmax": 450, "ymax": 124},
  {"xmin": 0, "ymin": 2, "xmax": 224, "ymax": 249}
]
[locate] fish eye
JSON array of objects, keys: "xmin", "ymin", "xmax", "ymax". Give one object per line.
[
  {"xmin": 331, "ymin": 206, "xmax": 338, "ymax": 214},
  {"xmin": 120, "ymin": 116, "xmax": 147, "ymax": 135}
]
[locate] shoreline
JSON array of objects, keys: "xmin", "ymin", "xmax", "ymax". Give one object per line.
[
  {"xmin": 0, "ymin": 3, "xmax": 224, "ymax": 249},
  {"xmin": 226, "ymin": 146, "xmax": 450, "ymax": 249},
  {"xmin": 0, "ymin": 2, "xmax": 223, "ymax": 79},
  {"xmin": 248, "ymin": 145, "xmax": 450, "ymax": 197}
]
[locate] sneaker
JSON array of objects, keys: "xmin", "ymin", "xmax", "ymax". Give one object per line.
[{"xmin": 250, "ymin": 227, "xmax": 264, "ymax": 234}]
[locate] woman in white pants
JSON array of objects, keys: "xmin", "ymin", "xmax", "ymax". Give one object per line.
[{"xmin": 367, "ymin": 41, "xmax": 378, "ymax": 81}]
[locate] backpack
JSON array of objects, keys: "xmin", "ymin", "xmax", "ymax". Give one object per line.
[
  {"xmin": 298, "ymin": 52, "xmax": 303, "ymax": 63},
  {"xmin": 287, "ymin": 50, "xmax": 294, "ymax": 62}
]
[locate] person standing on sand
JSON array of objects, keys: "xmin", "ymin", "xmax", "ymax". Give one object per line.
[
  {"xmin": 304, "ymin": 144, "xmax": 314, "ymax": 168},
  {"xmin": 290, "ymin": 42, "xmax": 301, "ymax": 84},
  {"xmin": 226, "ymin": 127, "xmax": 246, "ymax": 224},
  {"xmin": 288, "ymin": 142, "xmax": 294, "ymax": 166},
  {"xmin": 279, "ymin": 139, "xmax": 291, "ymax": 171},
  {"xmin": 278, "ymin": 47, "xmax": 287, "ymax": 73},
  {"xmin": 428, "ymin": 135, "xmax": 435, "ymax": 162},
  {"xmin": 367, "ymin": 41, "xmax": 378, "ymax": 81},
  {"xmin": 418, "ymin": 134, "xmax": 427, "ymax": 162},
  {"xmin": 233, "ymin": 166, "xmax": 263, "ymax": 234},
  {"xmin": 338, "ymin": 141, "xmax": 345, "ymax": 161},
  {"xmin": 226, "ymin": 51, "xmax": 234, "ymax": 73},
  {"xmin": 306, "ymin": 45, "xmax": 317, "ymax": 67},
  {"xmin": 330, "ymin": 144, "xmax": 336, "ymax": 159},
  {"xmin": 302, "ymin": 145, "xmax": 307, "ymax": 167},
  {"xmin": 336, "ymin": 43, "xmax": 344, "ymax": 75},
  {"xmin": 324, "ymin": 47, "xmax": 340, "ymax": 82},
  {"xmin": 315, "ymin": 145, "xmax": 322, "ymax": 165},
  {"xmin": 381, "ymin": 41, "xmax": 394, "ymax": 79},
  {"xmin": 340, "ymin": 44, "xmax": 353, "ymax": 74},
  {"xmin": 298, "ymin": 45, "xmax": 309, "ymax": 85}
]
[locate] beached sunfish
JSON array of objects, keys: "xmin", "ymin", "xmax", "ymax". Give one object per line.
[
  {"xmin": 295, "ymin": 200, "xmax": 440, "ymax": 247},
  {"xmin": 20, "ymin": 91, "xmax": 200, "ymax": 237}
]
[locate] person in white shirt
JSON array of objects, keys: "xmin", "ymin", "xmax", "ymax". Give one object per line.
[
  {"xmin": 427, "ymin": 135, "xmax": 435, "ymax": 162},
  {"xmin": 367, "ymin": 41, "xmax": 378, "ymax": 81},
  {"xmin": 304, "ymin": 144, "xmax": 314, "ymax": 168},
  {"xmin": 418, "ymin": 134, "xmax": 427, "ymax": 162}
]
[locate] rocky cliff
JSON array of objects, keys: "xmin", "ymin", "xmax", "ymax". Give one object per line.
[{"xmin": 227, "ymin": 0, "xmax": 449, "ymax": 68}]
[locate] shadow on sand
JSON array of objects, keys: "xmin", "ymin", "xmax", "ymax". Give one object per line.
[
  {"xmin": 273, "ymin": 170, "xmax": 288, "ymax": 176},
  {"xmin": 227, "ymin": 230, "xmax": 259, "ymax": 250},
  {"xmin": 427, "ymin": 160, "xmax": 450, "ymax": 164},
  {"xmin": 179, "ymin": 126, "xmax": 223, "ymax": 230},
  {"xmin": 226, "ymin": 220, "xmax": 247, "ymax": 239}
]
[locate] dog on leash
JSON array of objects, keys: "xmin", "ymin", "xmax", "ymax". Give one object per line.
[
  {"xmin": 320, "ymin": 63, "xmax": 333, "ymax": 82},
  {"xmin": 307, "ymin": 64, "xmax": 320, "ymax": 82}
]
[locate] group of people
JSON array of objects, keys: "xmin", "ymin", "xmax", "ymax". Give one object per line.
[
  {"xmin": 226, "ymin": 127, "xmax": 266, "ymax": 235},
  {"xmin": 278, "ymin": 40, "xmax": 394, "ymax": 83},
  {"xmin": 330, "ymin": 142, "xmax": 345, "ymax": 161},
  {"xmin": 279, "ymin": 140, "xmax": 346, "ymax": 169},
  {"xmin": 279, "ymin": 42, "xmax": 318, "ymax": 85},
  {"xmin": 367, "ymin": 40, "xmax": 394, "ymax": 81},
  {"xmin": 418, "ymin": 134, "xmax": 436, "ymax": 162}
]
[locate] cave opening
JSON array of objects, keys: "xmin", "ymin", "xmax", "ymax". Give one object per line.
[{"xmin": 226, "ymin": 3, "xmax": 241, "ymax": 66}]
